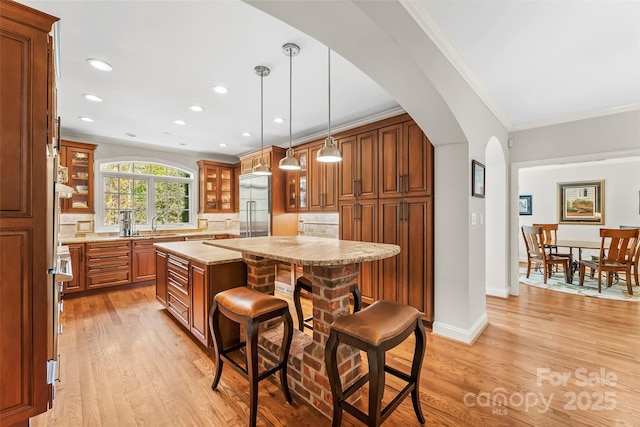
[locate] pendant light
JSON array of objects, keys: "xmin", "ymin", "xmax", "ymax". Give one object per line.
[
  {"xmin": 253, "ymin": 65, "xmax": 272, "ymax": 175},
  {"xmin": 317, "ymin": 47, "xmax": 342, "ymax": 163},
  {"xmin": 279, "ymin": 43, "xmax": 302, "ymax": 171}
]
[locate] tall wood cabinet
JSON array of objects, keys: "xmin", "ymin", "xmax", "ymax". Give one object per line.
[
  {"xmin": 309, "ymin": 142, "xmax": 338, "ymax": 211},
  {"xmin": 338, "ymin": 116, "xmax": 434, "ymax": 322},
  {"xmin": 59, "ymin": 140, "xmax": 97, "ymax": 213},
  {"xmin": 0, "ymin": 2, "xmax": 59, "ymax": 424}
]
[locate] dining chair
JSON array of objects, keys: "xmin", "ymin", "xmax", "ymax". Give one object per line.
[
  {"xmin": 620, "ymin": 225, "xmax": 640, "ymax": 287},
  {"xmin": 532, "ymin": 223, "xmax": 573, "ymax": 271},
  {"xmin": 521, "ymin": 225, "xmax": 571, "ymax": 284},
  {"xmin": 578, "ymin": 228, "xmax": 639, "ymax": 295}
]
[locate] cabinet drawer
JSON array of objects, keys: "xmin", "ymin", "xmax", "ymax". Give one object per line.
[
  {"xmin": 168, "ymin": 272, "xmax": 189, "ymax": 297},
  {"xmin": 86, "ymin": 241, "xmax": 131, "ymax": 253},
  {"xmin": 168, "ymin": 254, "xmax": 189, "ymax": 272},
  {"xmin": 167, "ymin": 292, "xmax": 190, "ymax": 328},
  {"xmin": 87, "ymin": 270, "xmax": 131, "ymax": 288},
  {"xmin": 87, "ymin": 253, "xmax": 130, "ymax": 266}
]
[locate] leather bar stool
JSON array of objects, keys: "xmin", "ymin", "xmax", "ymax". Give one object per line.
[
  {"xmin": 325, "ymin": 300, "xmax": 426, "ymax": 427},
  {"xmin": 209, "ymin": 287, "xmax": 294, "ymax": 427},
  {"xmin": 293, "ymin": 276, "xmax": 362, "ymax": 331}
]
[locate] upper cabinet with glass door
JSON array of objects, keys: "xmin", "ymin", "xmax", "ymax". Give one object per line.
[
  {"xmin": 60, "ymin": 140, "xmax": 97, "ymax": 213},
  {"xmin": 285, "ymin": 148, "xmax": 308, "ymax": 212},
  {"xmin": 197, "ymin": 160, "xmax": 235, "ymax": 213}
]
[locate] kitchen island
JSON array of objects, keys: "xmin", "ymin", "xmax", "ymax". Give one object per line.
[
  {"xmin": 205, "ymin": 236, "xmax": 400, "ymax": 418},
  {"xmin": 154, "ymin": 241, "xmax": 246, "ymax": 347}
]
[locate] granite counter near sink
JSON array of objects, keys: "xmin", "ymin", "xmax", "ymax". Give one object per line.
[{"xmin": 61, "ymin": 230, "xmax": 239, "ymax": 244}]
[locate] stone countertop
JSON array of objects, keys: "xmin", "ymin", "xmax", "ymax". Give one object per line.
[
  {"xmin": 61, "ymin": 230, "xmax": 239, "ymax": 244},
  {"xmin": 205, "ymin": 236, "xmax": 400, "ymax": 266},
  {"xmin": 153, "ymin": 241, "xmax": 243, "ymax": 266}
]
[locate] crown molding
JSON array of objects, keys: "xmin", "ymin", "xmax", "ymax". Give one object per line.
[
  {"xmin": 510, "ymin": 103, "xmax": 640, "ymax": 132},
  {"xmin": 400, "ymin": 0, "xmax": 512, "ymax": 130},
  {"xmin": 278, "ymin": 105, "xmax": 406, "ymax": 148}
]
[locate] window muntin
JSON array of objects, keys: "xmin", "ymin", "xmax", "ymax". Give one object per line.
[{"xmin": 99, "ymin": 161, "xmax": 193, "ymax": 228}]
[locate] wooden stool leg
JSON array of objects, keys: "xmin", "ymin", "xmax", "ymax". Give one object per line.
[
  {"xmin": 247, "ymin": 318, "xmax": 260, "ymax": 427},
  {"xmin": 367, "ymin": 347, "xmax": 385, "ymax": 427},
  {"xmin": 279, "ymin": 310, "xmax": 293, "ymax": 403},
  {"xmin": 293, "ymin": 281, "xmax": 305, "ymax": 332},
  {"xmin": 208, "ymin": 301, "xmax": 224, "ymax": 391},
  {"xmin": 324, "ymin": 330, "xmax": 343, "ymax": 427},
  {"xmin": 411, "ymin": 319, "xmax": 426, "ymax": 424},
  {"xmin": 351, "ymin": 285, "xmax": 362, "ymax": 313}
]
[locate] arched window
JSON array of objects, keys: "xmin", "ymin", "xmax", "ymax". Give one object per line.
[{"xmin": 97, "ymin": 161, "xmax": 194, "ymax": 230}]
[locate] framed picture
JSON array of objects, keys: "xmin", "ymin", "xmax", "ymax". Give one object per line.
[
  {"xmin": 558, "ymin": 180, "xmax": 604, "ymax": 225},
  {"xmin": 471, "ymin": 160, "xmax": 485, "ymax": 198},
  {"xmin": 519, "ymin": 195, "xmax": 532, "ymax": 215}
]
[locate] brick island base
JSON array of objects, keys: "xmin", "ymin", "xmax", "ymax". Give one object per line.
[{"xmin": 247, "ymin": 255, "xmax": 362, "ymax": 418}]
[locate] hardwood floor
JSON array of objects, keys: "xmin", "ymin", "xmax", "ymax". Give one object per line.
[{"xmin": 31, "ymin": 283, "xmax": 640, "ymax": 426}]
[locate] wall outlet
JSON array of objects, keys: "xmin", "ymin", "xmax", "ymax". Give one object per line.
[{"xmin": 471, "ymin": 213, "xmax": 477, "ymax": 225}]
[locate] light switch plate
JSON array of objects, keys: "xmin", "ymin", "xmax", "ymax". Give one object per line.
[{"xmin": 471, "ymin": 213, "xmax": 477, "ymax": 225}]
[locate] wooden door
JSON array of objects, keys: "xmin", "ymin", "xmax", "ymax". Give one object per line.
[
  {"xmin": 377, "ymin": 198, "xmax": 402, "ymax": 303},
  {"xmin": 64, "ymin": 244, "xmax": 85, "ymax": 293},
  {"xmin": 240, "ymin": 157, "xmax": 254, "ymax": 174},
  {"xmin": 190, "ymin": 262, "xmax": 209, "ymax": 346},
  {"xmin": 132, "ymin": 247, "xmax": 156, "ymax": 282},
  {"xmin": 155, "ymin": 251, "xmax": 168, "ymax": 305},
  {"xmin": 323, "ymin": 159, "xmax": 338, "ymax": 211},
  {"xmin": 357, "ymin": 130, "xmax": 378, "ymax": 199},
  {"xmin": 401, "ymin": 197, "xmax": 433, "ymax": 320},
  {"xmin": 356, "ymin": 200, "xmax": 378, "ymax": 304},
  {"xmin": 338, "ymin": 135, "xmax": 357, "ymax": 200},
  {"xmin": 378, "ymin": 123, "xmax": 403, "ymax": 198},
  {"xmin": 403, "ymin": 121, "xmax": 433, "ymax": 197}
]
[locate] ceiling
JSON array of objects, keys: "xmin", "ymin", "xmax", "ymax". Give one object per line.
[{"xmin": 21, "ymin": 1, "xmax": 640, "ymax": 157}]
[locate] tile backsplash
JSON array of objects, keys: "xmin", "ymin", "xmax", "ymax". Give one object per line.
[{"xmin": 298, "ymin": 212, "xmax": 339, "ymax": 239}]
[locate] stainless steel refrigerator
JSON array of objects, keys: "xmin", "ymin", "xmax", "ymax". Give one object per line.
[{"xmin": 239, "ymin": 173, "xmax": 271, "ymax": 237}]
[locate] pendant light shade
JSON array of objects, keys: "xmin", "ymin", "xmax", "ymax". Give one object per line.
[
  {"xmin": 253, "ymin": 65, "xmax": 272, "ymax": 176},
  {"xmin": 279, "ymin": 43, "xmax": 301, "ymax": 171},
  {"xmin": 317, "ymin": 48, "xmax": 342, "ymax": 163}
]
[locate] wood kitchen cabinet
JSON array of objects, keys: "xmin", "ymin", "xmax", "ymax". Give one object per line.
[
  {"xmin": 234, "ymin": 162, "xmax": 241, "ymax": 212},
  {"xmin": 309, "ymin": 142, "xmax": 338, "ymax": 211},
  {"xmin": 239, "ymin": 150, "xmax": 273, "ymax": 174},
  {"xmin": 132, "ymin": 237, "xmax": 182, "ymax": 283},
  {"xmin": 60, "ymin": 140, "xmax": 97, "ymax": 213},
  {"xmin": 197, "ymin": 160, "xmax": 234, "ymax": 213},
  {"xmin": 338, "ymin": 130, "xmax": 378, "ymax": 201},
  {"xmin": 64, "ymin": 243, "xmax": 86, "ymax": 293},
  {"xmin": 0, "ymin": 2, "xmax": 59, "ymax": 424},
  {"xmin": 155, "ymin": 250, "xmax": 168, "ymax": 305},
  {"xmin": 285, "ymin": 147, "xmax": 309, "ymax": 212},
  {"xmin": 339, "ymin": 200, "xmax": 378, "ymax": 305},
  {"xmin": 379, "ymin": 120, "xmax": 433, "ymax": 199},
  {"xmin": 86, "ymin": 240, "xmax": 132, "ymax": 289},
  {"xmin": 378, "ymin": 196, "xmax": 433, "ymax": 321}
]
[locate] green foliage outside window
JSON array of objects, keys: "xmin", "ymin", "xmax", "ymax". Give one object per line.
[{"xmin": 100, "ymin": 162, "xmax": 192, "ymax": 227}]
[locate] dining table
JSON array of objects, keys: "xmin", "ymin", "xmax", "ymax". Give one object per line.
[
  {"xmin": 553, "ymin": 240, "xmax": 601, "ymax": 282},
  {"xmin": 205, "ymin": 235, "xmax": 400, "ymax": 419}
]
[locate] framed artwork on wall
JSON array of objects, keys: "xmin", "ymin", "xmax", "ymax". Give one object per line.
[
  {"xmin": 558, "ymin": 180, "xmax": 604, "ymax": 224},
  {"xmin": 471, "ymin": 160, "xmax": 485, "ymax": 198},
  {"xmin": 519, "ymin": 195, "xmax": 532, "ymax": 215}
]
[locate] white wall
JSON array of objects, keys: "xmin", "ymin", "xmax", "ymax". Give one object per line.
[{"xmin": 517, "ymin": 158, "xmax": 640, "ymax": 260}]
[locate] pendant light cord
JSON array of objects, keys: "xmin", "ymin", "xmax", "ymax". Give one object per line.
[
  {"xmin": 327, "ymin": 48, "xmax": 331, "ymax": 138},
  {"xmin": 289, "ymin": 48, "xmax": 293, "ymax": 149},
  {"xmin": 260, "ymin": 70, "xmax": 264, "ymax": 160}
]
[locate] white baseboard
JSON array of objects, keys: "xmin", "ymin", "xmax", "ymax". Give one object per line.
[
  {"xmin": 432, "ymin": 312, "xmax": 488, "ymax": 345},
  {"xmin": 486, "ymin": 286, "xmax": 509, "ymax": 298}
]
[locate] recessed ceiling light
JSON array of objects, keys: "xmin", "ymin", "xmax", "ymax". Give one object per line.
[
  {"xmin": 125, "ymin": 132, "xmax": 136, "ymax": 138},
  {"xmin": 173, "ymin": 120, "xmax": 186, "ymax": 125},
  {"xmin": 78, "ymin": 116, "xmax": 94, "ymax": 122},
  {"xmin": 178, "ymin": 142, "xmax": 187, "ymax": 146},
  {"xmin": 189, "ymin": 105, "xmax": 204, "ymax": 112},
  {"xmin": 213, "ymin": 85, "xmax": 229, "ymax": 94},
  {"xmin": 274, "ymin": 118, "xmax": 285, "ymax": 124},
  {"xmin": 219, "ymin": 143, "xmax": 228, "ymax": 147},
  {"xmin": 82, "ymin": 93, "xmax": 103, "ymax": 102},
  {"xmin": 162, "ymin": 131, "xmax": 170, "ymax": 135},
  {"xmin": 86, "ymin": 58, "xmax": 113, "ymax": 71},
  {"xmin": 242, "ymin": 132, "xmax": 252, "ymax": 137}
]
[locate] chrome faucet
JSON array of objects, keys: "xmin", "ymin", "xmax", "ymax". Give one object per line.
[{"xmin": 151, "ymin": 215, "xmax": 158, "ymax": 233}]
